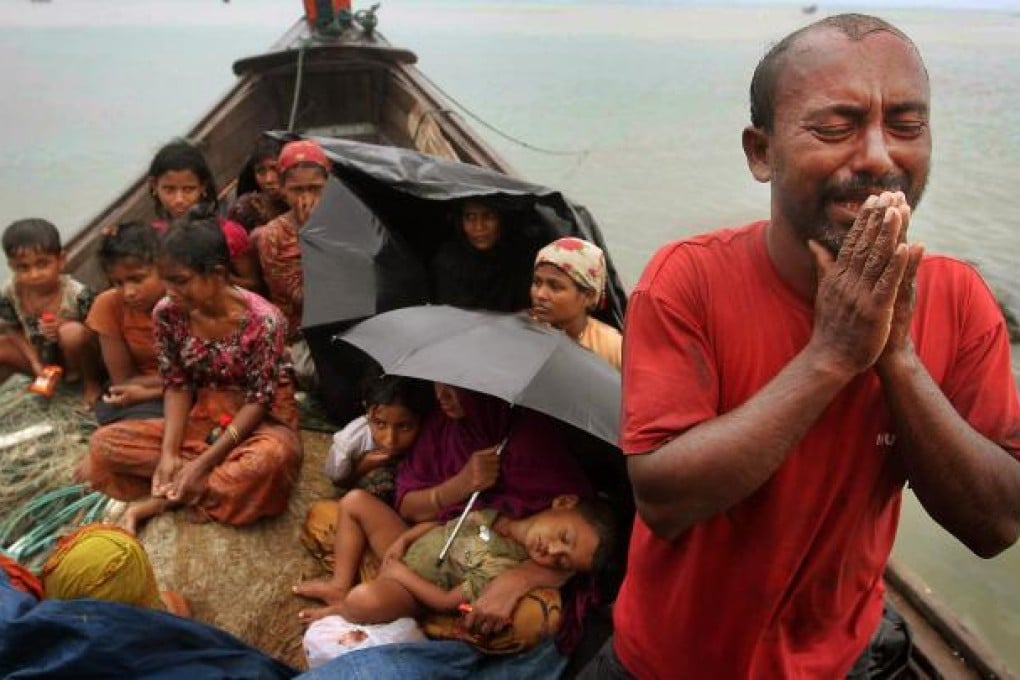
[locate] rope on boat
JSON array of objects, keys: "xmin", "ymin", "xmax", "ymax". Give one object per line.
[
  {"xmin": 288, "ymin": 38, "xmax": 310, "ymax": 132},
  {"xmin": 414, "ymin": 70, "xmax": 591, "ymax": 159},
  {"xmin": 0, "ymin": 377, "xmax": 107, "ymax": 570},
  {"xmin": 0, "ymin": 484, "xmax": 111, "ymax": 570}
]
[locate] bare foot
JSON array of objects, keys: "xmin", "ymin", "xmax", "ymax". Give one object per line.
[
  {"xmin": 160, "ymin": 590, "xmax": 191, "ymax": 618},
  {"xmin": 121, "ymin": 497, "xmax": 170, "ymax": 535},
  {"xmin": 297, "ymin": 603, "xmax": 344, "ymax": 624},
  {"xmin": 182, "ymin": 506, "xmax": 212, "ymax": 524},
  {"xmin": 292, "ymin": 579, "xmax": 348, "ymax": 606},
  {"xmin": 82, "ymin": 385, "xmax": 102, "ymax": 411}
]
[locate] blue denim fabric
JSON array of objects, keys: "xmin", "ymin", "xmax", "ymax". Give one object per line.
[
  {"xmin": 298, "ymin": 639, "xmax": 568, "ymax": 680},
  {"xmin": 0, "ymin": 569, "xmax": 296, "ymax": 679}
]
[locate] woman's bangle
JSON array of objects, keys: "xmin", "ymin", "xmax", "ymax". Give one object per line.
[
  {"xmin": 225, "ymin": 424, "xmax": 241, "ymax": 446},
  {"xmin": 430, "ymin": 486, "xmax": 443, "ymax": 511}
]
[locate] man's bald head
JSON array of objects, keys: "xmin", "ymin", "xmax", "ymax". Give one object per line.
[{"xmin": 749, "ymin": 14, "xmax": 927, "ymax": 133}]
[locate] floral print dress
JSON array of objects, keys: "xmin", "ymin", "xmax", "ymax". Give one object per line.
[{"xmin": 87, "ymin": 289, "xmax": 303, "ymax": 526}]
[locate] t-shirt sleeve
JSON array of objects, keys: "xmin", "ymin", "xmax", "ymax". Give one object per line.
[
  {"xmin": 325, "ymin": 416, "xmax": 374, "ymax": 481},
  {"xmin": 937, "ymin": 265, "xmax": 1020, "ymax": 458},
  {"xmin": 621, "ymin": 247, "xmax": 720, "ymax": 454},
  {"xmin": 74, "ymin": 283, "xmax": 97, "ymax": 321},
  {"xmin": 0, "ymin": 291, "xmax": 20, "ymax": 332},
  {"xmin": 85, "ymin": 290, "xmax": 122, "ymax": 338}
]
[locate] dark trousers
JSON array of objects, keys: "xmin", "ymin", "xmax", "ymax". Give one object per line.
[
  {"xmin": 575, "ymin": 638, "xmax": 632, "ymax": 680},
  {"xmin": 577, "ymin": 605, "xmax": 911, "ymax": 680}
]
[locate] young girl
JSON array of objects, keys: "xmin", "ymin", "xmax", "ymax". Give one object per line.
[
  {"xmin": 0, "ymin": 218, "xmax": 101, "ymax": 404},
  {"xmin": 148, "ymin": 140, "xmax": 261, "ymax": 290},
  {"xmin": 325, "ymin": 374, "xmax": 434, "ymax": 502},
  {"xmin": 87, "ymin": 222, "xmax": 166, "ymax": 425},
  {"xmin": 227, "ymin": 136, "xmax": 288, "ymax": 232},
  {"xmin": 301, "ymin": 375, "xmax": 432, "ymax": 571},
  {"xmin": 86, "ymin": 218, "xmax": 302, "ymax": 534}
]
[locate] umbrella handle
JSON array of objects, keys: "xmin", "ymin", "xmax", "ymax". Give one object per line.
[{"xmin": 436, "ymin": 436, "xmax": 509, "ymax": 565}]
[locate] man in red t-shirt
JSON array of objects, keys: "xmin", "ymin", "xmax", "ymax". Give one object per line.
[{"xmin": 582, "ymin": 14, "xmax": 1020, "ymax": 680}]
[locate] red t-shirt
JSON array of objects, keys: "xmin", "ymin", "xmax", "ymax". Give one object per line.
[{"xmin": 616, "ymin": 221, "xmax": 1020, "ymax": 678}]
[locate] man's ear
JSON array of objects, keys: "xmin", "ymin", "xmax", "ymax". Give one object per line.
[
  {"xmin": 552, "ymin": 494, "xmax": 579, "ymax": 510},
  {"xmin": 742, "ymin": 126, "xmax": 772, "ymax": 183}
]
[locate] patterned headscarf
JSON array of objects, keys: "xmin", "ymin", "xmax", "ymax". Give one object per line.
[
  {"xmin": 40, "ymin": 524, "xmax": 164, "ymax": 610},
  {"xmin": 534, "ymin": 237, "xmax": 607, "ymax": 306},
  {"xmin": 278, "ymin": 139, "xmax": 331, "ymax": 175}
]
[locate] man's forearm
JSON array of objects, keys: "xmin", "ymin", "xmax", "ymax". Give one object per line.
[
  {"xmin": 629, "ymin": 344, "xmax": 852, "ymax": 541},
  {"xmin": 879, "ymin": 351, "xmax": 1020, "ymax": 557}
]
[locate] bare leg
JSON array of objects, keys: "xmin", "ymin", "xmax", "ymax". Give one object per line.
[
  {"xmin": 294, "ymin": 490, "xmax": 407, "ymax": 614},
  {"xmin": 122, "ymin": 497, "xmax": 173, "ymax": 535},
  {"xmin": 299, "ymin": 577, "xmax": 420, "ymax": 624},
  {"xmin": 341, "ymin": 577, "xmax": 421, "ymax": 624},
  {"xmin": 58, "ymin": 322, "xmax": 102, "ymax": 406},
  {"xmin": 0, "ymin": 336, "xmax": 35, "ymax": 380}
]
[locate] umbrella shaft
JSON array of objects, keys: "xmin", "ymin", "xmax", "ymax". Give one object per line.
[{"xmin": 436, "ymin": 489, "xmax": 481, "ymax": 564}]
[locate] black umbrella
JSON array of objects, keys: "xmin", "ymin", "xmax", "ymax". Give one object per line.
[
  {"xmin": 300, "ymin": 175, "xmax": 427, "ymax": 327},
  {"xmin": 339, "ymin": 305, "xmax": 621, "ymax": 445},
  {"xmin": 277, "ymin": 134, "xmax": 628, "ymax": 331}
]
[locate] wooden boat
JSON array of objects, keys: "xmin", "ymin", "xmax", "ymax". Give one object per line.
[{"xmin": 47, "ymin": 10, "xmax": 1014, "ymax": 679}]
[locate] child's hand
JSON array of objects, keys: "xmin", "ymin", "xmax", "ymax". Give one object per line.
[
  {"xmin": 381, "ymin": 537, "xmax": 409, "ymax": 568},
  {"xmin": 103, "ymin": 383, "xmax": 146, "ymax": 408},
  {"xmin": 378, "ymin": 558, "xmax": 414, "ymax": 584}
]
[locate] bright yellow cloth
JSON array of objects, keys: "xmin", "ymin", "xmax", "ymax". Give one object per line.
[{"xmin": 41, "ymin": 524, "xmax": 163, "ymax": 610}]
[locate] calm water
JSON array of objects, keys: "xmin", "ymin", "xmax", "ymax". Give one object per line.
[{"xmin": 1, "ymin": 0, "xmax": 1018, "ymax": 668}]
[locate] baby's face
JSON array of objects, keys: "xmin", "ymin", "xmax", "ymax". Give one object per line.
[
  {"xmin": 522, "ymin": 507, "xmax": 600, "ymax": 573},
  {"xmin": 8, "ymin": 248, "xmax": 64, "ymax": 293}
]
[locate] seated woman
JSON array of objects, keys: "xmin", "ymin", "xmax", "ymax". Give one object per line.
[
  {"xmin": 530, "ymin": 237, "xmax": 622, "ymax": 370},
  {"xmin": 227, "ymin": 136, "xmax": 289, "ymax": 233},
  {"xmin": 296, "ymin": 383, "xmax": 594, "ymax": 677},
  {"xmin": 87, "ymin": 222, "xmax": 166, "ymax": 425},
  {"xmin": 256, "ymin": 139, "xmax": 331, "ymax": 390},
  {"xmin": 86, "ymin": 218, "xmax": 302, "ymax": 534},
  {"xmin": 429, "ymin": 200, "xmax": 535, "ymax": 312}
]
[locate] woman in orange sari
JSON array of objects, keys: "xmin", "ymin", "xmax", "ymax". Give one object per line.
[{"xmin": 87, "ymin": 218, "xmax": 302, "ymax": 533}]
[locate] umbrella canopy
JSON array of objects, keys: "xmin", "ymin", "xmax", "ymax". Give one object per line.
[
  {"xmin": 339, "ymin": 305, "xmax": 621, "ymax": 445},
  {"xmin": 272, "ymin": 133, "xmax": 627, "ymax": 331},
  {"xmin": 300, "ymin": 175, "xmax": 427, "ymax": 326}
]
